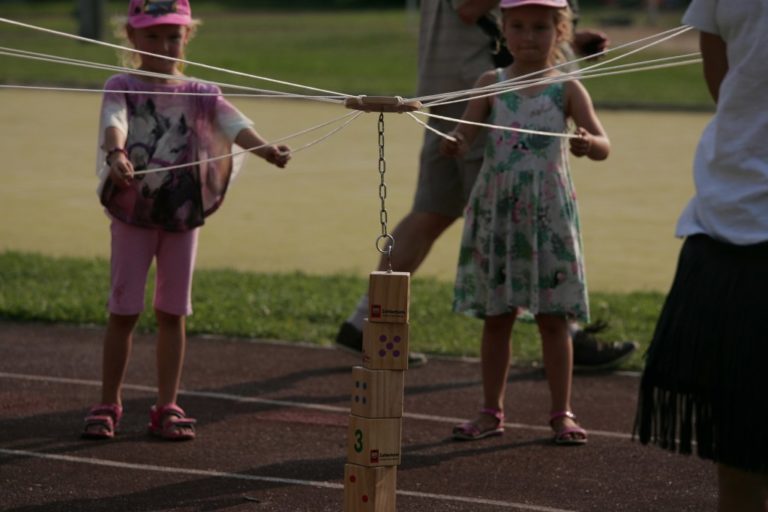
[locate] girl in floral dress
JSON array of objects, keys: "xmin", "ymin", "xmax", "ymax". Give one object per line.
[{"xmin": 441, "ymin": 0, "xmax": 609, "ymax": 444}]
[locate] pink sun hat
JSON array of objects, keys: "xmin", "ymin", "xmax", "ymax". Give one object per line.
[
  {"xmin": 500, "ymin": 0, "xmax": 568, "ymax": 8},
  {"xmin": 127, "ymin": 0, "xmax": 192, "ymax": 28}
]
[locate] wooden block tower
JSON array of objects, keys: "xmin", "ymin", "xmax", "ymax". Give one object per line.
[{"xmin": 343, "ymin": 270, "xmax": 410, "ymax": 512}]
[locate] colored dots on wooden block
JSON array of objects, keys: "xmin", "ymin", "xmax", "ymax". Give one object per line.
[
  {"xmin": 362, "ymin": 320, "xmax": 409, "ymax": 370},
  {"xmin": 351, "ymin": 366, "xmax": 404, "ymax": 419},
  {"xmin": 368, "ymin": 271, "xmax": 410, "ymax": 324},
  {"xmin": 343, "ymin": 464, "xmax": 396, "ymax": 512},
  {"xmin": 347, "ymin": 415, "xmax": 401, "ymax": 467}
]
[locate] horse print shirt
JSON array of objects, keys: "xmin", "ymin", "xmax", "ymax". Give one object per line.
[{"xmin": 97, "ymin": 74, "xmax": 251, "ymax": 231}]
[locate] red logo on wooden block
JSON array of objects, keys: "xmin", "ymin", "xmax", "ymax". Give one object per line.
[
  {"xmin": 370, "ymin": 304, "xmax": 382, "ymax": 318},
  {"xmin": 370, "ymin": 449, "xmax": 379, "ymax": 463}
]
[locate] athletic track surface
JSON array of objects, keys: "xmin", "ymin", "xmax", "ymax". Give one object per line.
[{"xmin": 0, "ymin": 321, "xmax": 715, "ymax": 511}]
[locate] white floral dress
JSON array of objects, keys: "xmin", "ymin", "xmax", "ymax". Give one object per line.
[{"xmin": 453, "ymin": 70, "xmax": 589, "ymax": 322}]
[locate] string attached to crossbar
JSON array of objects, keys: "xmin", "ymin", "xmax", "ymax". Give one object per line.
[{"xmin": 0, "ymin": 16, "xmax": 353, "ymax": 99}]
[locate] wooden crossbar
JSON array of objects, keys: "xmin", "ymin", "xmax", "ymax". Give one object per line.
[{"xmin": 344, "ymin": 95, "xmax": 422, "ymax": 113}]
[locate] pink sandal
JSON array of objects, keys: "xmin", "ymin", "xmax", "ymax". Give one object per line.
[
  {"xmin": 550, "ymin": 410, "xmax": 587, "ymax": 445},
  {"xmin": 452, "ymin": 408, "xmax": 505, "ymax": 441},
  {"xmin": 82, "ymin": 403, "xmax": 123, "ymax": 440},
  {"xmin": 148, "ymin": 403, "xmax": 196, "ymax": 441}
]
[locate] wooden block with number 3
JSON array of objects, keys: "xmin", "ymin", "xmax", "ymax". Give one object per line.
[
  {"xmin": 368, "ymin": 271, "xmax": 410, "ymax": 324},
  {"xmin": 347, "ymin": 415, "xmax": 401, "ymax": 467},
  {"xmin": 343, "ymin": 463, "xmax": 396, "ymax": 512}
]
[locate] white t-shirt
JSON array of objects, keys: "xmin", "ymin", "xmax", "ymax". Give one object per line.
[{"xmin": 675, "ymin": 0, "xmax": 768, "ymax": 244}]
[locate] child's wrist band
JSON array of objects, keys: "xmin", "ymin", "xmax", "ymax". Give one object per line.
[{"xmin": 105, "ymin": 147, "xmax": 128, "ymax": 165}]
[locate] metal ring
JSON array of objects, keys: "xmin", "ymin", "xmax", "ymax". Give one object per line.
[{"xmin": 375, "ymin": 234, "xmax": 395, "ymax": 255}]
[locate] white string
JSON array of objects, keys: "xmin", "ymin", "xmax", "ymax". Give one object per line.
[
  {"xmin": 0, "ymin": 16, "xmax": 353, "ymax": 98},
  {"xmin": 406, "ymin": 111, "xmax": 455, "ymax": 141},
  {"xmin": 133, "ymin": 110, "xmax": 363, "ymax": 175},
  {"xmin": 454, "ymin": 52, "xmax": 700, "ymax": 98},
  {"xmin": 418, "ymin": 24, "xmax": 692, "ymax": 106},
  {"xmin": 406, "ymin": 55, "xmax": 700, "ymax": 139},
  {"xmin": 419, "ymin": 25, "xmax": 694, "ymax": 107},
  {"xmin": 0, "ymin": 83, "xmax": 342, "ymax": 101},
  {"xmin": 421, "ymin": 54, "xmax": 702, "ymax": 110},
  {"xmin": 0, "ymin": 46, "xmax": 345, "ymax": 103},
  {"xmin": 413, "ymin": 111, "xmax": 579, "ymax": 139}
]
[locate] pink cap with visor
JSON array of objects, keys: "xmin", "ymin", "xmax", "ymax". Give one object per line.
[
  {"xmin": 127, "ymin": 0, "xmax": 192, "ymax": 28},
  {"xmin": 500, "ymin": 0, "xmax": 568, "ymax": 8}
]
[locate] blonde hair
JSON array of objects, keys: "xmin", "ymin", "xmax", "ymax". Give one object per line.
[
  {"xmin": 111, "ymin": 16, "xmax": 202, "ymax": 72},
  {"xmin": 502, "ymin": 6, "xmax": 573, "ymax": 66}
]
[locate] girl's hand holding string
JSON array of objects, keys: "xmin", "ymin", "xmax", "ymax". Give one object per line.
[
  {"xmin": 569, "ymin": 126, "xmax": 593, "ymax": 158},
  {"xmin": 107, "ymin": 150, "xmax": 135, "ymax": 188},
  {"xmin": 441, "ymin": 131, "xmax": 468, "ymax": 158},
  {"xmin": 258, "ymin": 144, "xmax": 291, "ymax": 169}
]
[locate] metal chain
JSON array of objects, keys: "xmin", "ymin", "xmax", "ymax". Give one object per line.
[{"xmin": 375, "ymin": 112, "xmax": 394, "ymax": 270}]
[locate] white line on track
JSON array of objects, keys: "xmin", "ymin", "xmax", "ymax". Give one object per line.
[
  {"xmin": 1, "ymin": 370, "xmax": 638, "ymax": 510},
  {"xmin": 0, "ymin": 371, "xmax": 632, "ymax": 440},
  {"xmin": 0, "ymin": 448, "xmax": 576, "ymax": 512}
]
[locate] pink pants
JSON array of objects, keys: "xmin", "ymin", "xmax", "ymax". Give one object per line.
[{"xmin": 108, "ymin": 218, "xmax": 199, "ymax": 316}]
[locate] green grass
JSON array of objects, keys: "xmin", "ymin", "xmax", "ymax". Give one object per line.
[
  {"xmin": 0, "ymin": 2, "xmax": 710, "ymax": 106},
  {"xmin": 0, "ymin": 250, "xmax": 661, "ymax": 370}
]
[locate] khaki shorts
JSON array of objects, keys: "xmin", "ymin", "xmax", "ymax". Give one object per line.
[{"xmin": 412, "ymin": 106, "xmax": 485, "ymax": 218}]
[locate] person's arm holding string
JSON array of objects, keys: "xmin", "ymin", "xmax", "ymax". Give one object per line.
[
  {"xmin": 440, "ymin": 70, "xmax": 497, "ymax": 157},
  {"xmin": 234, "ymin": 129, "xmax": 291, "ymax": 169},
  {"xmin": 103, "ymin": 126, "xmax": 134, "ymax": 188},
  {"xmin": 566, "ymin": 80, "xmax": 610, "ymax": 161}
]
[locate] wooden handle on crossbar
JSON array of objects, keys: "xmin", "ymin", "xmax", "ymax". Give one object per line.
[{"xmin": 344, "ymin": 96, "xmax": 422, "ymax": 113}]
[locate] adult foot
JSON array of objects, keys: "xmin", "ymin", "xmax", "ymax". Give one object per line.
[
  {"xmin": 572, "ymin": 320, "xmax": 638, "ymax": 372},
  {"xmin": 335, "ymin": 321, "xmax": 428, "ymax": 367}
]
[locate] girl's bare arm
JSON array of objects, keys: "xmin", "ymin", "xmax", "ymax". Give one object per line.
[
  {"xmin": 103, "ymin": 126, "xmax": 134, "ymax": 186},
  {"xmin": 234, "ymin": 128, "xmax": 291, "ymax": 168},
  {"xmin": 565, "ymin": 80, "xmax": 610, "ymax": 161},
  {"xmin": 441, "ymin": 70, "xmax": 496, "ymax": 156}
]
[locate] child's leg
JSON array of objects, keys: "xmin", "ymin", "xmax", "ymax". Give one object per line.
[
  {"xmin": 456, "ymin": 312, "xmax": 516, "ymax": 435},
  {"xmin": 100, "ymin": 313, "xmax": 140, "ymax": 405},
  {"xmin": 101, "ymin": 218, "xmax": 154, "ymax": 405},
  {"xmin": 536, "ymin": 313, "xmax": 572, "ymax": 413},
  {"xmin": 717, "ymin": 464, "xmax": 768, "ymax": 512},
  {"xmin": 155, "ymin": 309, "xmax": 186, "ymax": 406},
  {"xmin": 149, "ymin": 227, "xmax": 198, "ymax": 438},
  {"xmin": 481, "ymin": 313, "xmax": 516, "ymax": 411},
  {"xmin": 536, "ymin": 313, "xmax": 583, "ymax": 439}
]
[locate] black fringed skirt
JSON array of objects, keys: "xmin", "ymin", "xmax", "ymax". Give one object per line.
[{"xmin": 635, "ymin": 234, "xmax": 768, "ymax": 473}]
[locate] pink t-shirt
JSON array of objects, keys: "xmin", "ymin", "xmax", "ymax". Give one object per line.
[{"xmin": 97, "ymin": 74, "xmax": 251, "ymax": 231}]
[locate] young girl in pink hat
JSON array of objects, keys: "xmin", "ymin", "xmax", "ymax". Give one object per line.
[
  {"xmin": 442, "ymin": 0, "xmax": 609, "ymax": 444},
  {"xmin": 82, "ymin": 0, "xmax": 291, "ymax": 441}
]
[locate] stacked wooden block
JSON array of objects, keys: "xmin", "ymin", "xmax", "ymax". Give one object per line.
[{"xmin": 344, "ymin": 271, "xmax": 410, "ymax": 512}]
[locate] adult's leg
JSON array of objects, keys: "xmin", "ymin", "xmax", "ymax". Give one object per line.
[
  {"xmin": 717, "ymin": 464, "xmax": 768, "ymax": 512},
  {"xmin": 376, "ymin": 210, "xmax": 456, "ymax": 273}
]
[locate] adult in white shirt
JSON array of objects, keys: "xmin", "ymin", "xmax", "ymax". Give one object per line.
[{"xmin": 636, "ymin": 1, "xmax": 768, "ymax": 510}]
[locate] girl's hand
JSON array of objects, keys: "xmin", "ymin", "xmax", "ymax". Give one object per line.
[
  {"xmin": 441, "ymin": 131, "xmax": 467, "ymax": 157},
  {"xmin": 569, "ymin": 127, "xmax": 593, "ymax": 158},
  {"xmin": 108, "ymin": 152, "xmax": 134, "ymax": 188},
  {"xmin": 261, "ymin": 144, "xmax": 291, "ymax": 168}
]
